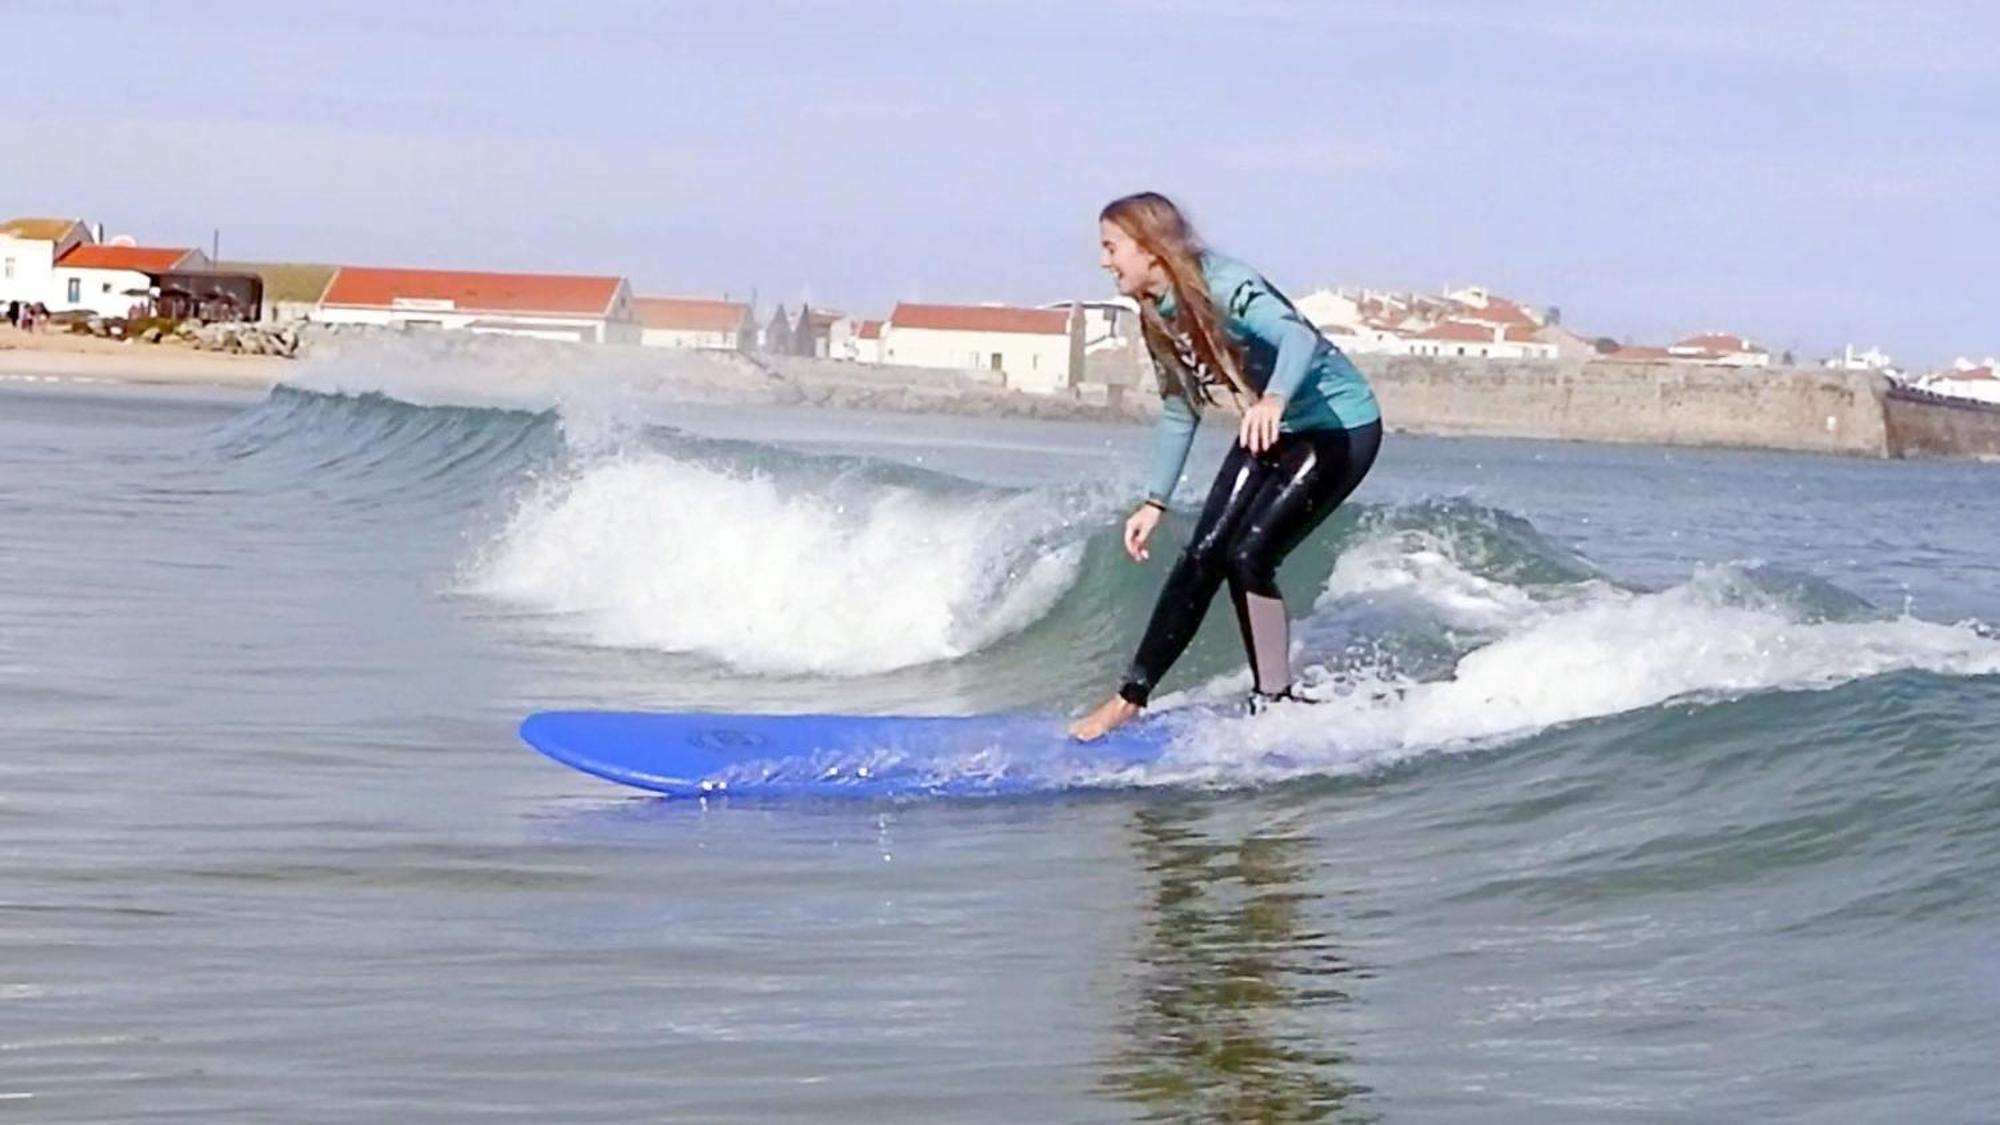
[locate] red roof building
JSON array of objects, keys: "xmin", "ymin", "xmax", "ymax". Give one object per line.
[
  {"xmin": 315, "ymin": 266, "xmax": 637, "ymax": 344},
  {"xmin": 632, "ymin": 296, "xmax": 752, "ymax": 350},
  {"xmin": 57, "ymin": 244, "xmax": 198, "ymax": 273},
  {"xmin": 633, "ymin": 296, "xmax": 749, "ymax": 331},
  {"xmin": 323, "ymin": 267, "xmax": 624, "ymax": 316},
  {"xmin": 51, "ymin": 243, "xmax": 210, "ymax": 317},
  {"xmin": 888, "ymin": 302, "xmax": 1069, "ymax": 335},
  {"xmin": 881, "ymin": 302, "xmax": 1078, "ymax": 394},
  {"xmin": 1667, "ymin": 331, "xmax": 1773, "ymax": 367},
  {"xmin": 1406, "ymin": 318, "xmax": 1557, "ymax": 360},
  {"xmin": 1673, "ymin": 332, "xmax": 1767, "ymax": 355}
]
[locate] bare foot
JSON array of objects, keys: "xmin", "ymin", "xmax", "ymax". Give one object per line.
[{"xmin": 1069, "ymin": 694, "xmax": 1142, "ymax": 742}]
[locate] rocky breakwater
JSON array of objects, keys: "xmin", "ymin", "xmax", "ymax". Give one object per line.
[
  {"xmin": 73, "ymin": 315, "xmax": 305, "ymax": 358},
  {"xmin": 178, "ymin": 321, "xmax": 303, "ymax": 357}
]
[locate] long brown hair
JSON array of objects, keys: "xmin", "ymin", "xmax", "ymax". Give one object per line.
[{"xmin": 1099, "ymin": 192, "xmax": 1251, "ymax": 409}]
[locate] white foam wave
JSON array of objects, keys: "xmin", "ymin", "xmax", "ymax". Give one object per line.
[
  {"xmin": 1144, "ymin": 535, "xmax": 2000, "ymax": 788},
  {"xmin": 467, "ymin": 452, "xmax": 1084, "ymax": 675},
  {"xmin": 1318, "ymin": 527, "xmax": 1564, "ymax": 631}
]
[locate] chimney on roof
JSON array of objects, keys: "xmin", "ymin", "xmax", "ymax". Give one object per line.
[{"xmin": 91, "ymin": 222, "xmax": 104, "ymax": 243}]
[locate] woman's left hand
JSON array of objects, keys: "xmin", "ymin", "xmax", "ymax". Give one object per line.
[{"xmin": 1238, "ymin": 394, "xmax": 1286, "ymax": 455}]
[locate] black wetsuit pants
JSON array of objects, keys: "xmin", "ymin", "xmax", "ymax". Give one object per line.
[{"xmin": 1120, "ymin": 421, "xmax": 1382, "ymax": 706}]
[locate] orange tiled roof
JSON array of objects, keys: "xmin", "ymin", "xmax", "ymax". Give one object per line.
[
  {"xmin": 858, "ymin": 319, "xmax": 883, "ymax": 340},
  {"xmin": 1674, "ymin": 332, "xmax": 1765, "ymax": 354},
  {"xmin": 889, "ymin": 302, "xmax": 1068, "ymax": 335},
  {"xmin": 1456, "ymin": 297, "xmax": 1539, "ymax": 327},
  {"xmin": 57, "ymin": 244, "xmax": 194, "ymax": 272},
  {"xmin": 1411, "ymin": 320, "xmax": 1500, "ymax": 343},
  {"xmin": 323, "ymin": 266, "xmax": 624, "ymax": 316},
  {"xmin": 633, "ymin": 296, "xmax": 748, "ymax": 332}
]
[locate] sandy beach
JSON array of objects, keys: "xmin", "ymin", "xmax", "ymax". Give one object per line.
[{"xmin": 0, "ymin": 326, "xmax": 287, "ymax": 390}]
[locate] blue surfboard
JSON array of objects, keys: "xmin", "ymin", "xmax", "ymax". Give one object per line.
[{"xmin": 518, "ymin": 709, "xmax": 1189, "ymax": 798}]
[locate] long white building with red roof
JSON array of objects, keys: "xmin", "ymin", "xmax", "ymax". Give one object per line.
[
  {"xmin": 880, "ymin": 302, "xmax": 1079, "ymax": 394},
  {"xmin": 314, "ymin": 266, "xmax": 638, "ymax": 344}
]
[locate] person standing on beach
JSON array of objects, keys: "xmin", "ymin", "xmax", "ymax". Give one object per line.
[{"xmin": 1070, "ymin": 193, "xmax": 1384, "ymax": 741}]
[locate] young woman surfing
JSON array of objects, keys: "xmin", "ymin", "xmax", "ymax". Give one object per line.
[{"xmin": 1070, "ymin": 192, "xmax": 1384, "ymax": 741}]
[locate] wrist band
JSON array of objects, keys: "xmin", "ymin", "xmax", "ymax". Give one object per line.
[{"xmin": 1141, "ymin": 498, "xmax": 1167, "ymax": 512}]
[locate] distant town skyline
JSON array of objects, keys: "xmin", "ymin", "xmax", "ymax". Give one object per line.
[{"xmin": 9, "ymin": 1, "xmax": 1996, "ymax": 367}]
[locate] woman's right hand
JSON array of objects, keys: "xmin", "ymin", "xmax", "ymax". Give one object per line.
[{"xmin": 1124, "ymin": 503, "xmax": 1163, "ymax": 563}]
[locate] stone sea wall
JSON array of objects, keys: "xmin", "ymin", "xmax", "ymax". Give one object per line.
[
  {"xmin": 759, "ymin": 351, "xmax": 2000, "ymax": 461},
  {"xmin": 1881, "ymin": 385, "xmax": 2000, "ymax": 462},
  {"xmin": 1352, "ymin": 357, "xmax": 1895, "ymax": 457}
]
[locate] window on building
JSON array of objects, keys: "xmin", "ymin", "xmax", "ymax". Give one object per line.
[
  {"xmin": 67, "ymin": 278, "xmax": 80, "ymax": 303},
  {"xmin": 3, "ymin": 257, "xmax": 13, "ymax": 279},
  {"xmin": 990, "ymin": 353, "xmax": 1003, "ymax": 371},
  {"xmin": 101, "ymin": 282, "xmax": 112, "ymax": 294}
]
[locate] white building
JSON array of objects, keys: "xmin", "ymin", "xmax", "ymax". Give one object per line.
[
  {"xmin": 1344, "ymin": 319, "xmax": 1421, "ymax": 356},
  {"xmin": 633, "ymin": 296, "xmax": 753, "ymax": 350},
  {"xmin": 1295, "ymin": 284, "xmax": 1553, "ymax": 358},
  {"xmin": 840, "ymin": 319, "xmax": 884, "ymax": 363},
  {"xmin": 1294, "ymin": 287, "xmax": 1361, "ymax": 334},
  {"xmin": 0, "ymin": 217, "xmax": 93, "ymax": 308},
  {"xmin": 1405, "ymin": 319, "xmax": 1557, "ymax": 360},
  {"xmin": 314, "ymin": 266, "xmax": 640, "ymax": 344},
  {"xmin": 1915, "ymin": 358, "xmax": 2000, "ymax": 405},
  {"xmin": 1669, "ymin": 332, "xmax": 1772, "ymax": 367},
  {"xmin": 881, "ymin": 302, "xmax": 1078, "ymax": 394},
  {"xmin": 806, "ymin": 309, "xmax": 849, "ymax": 360},
  {"xmin": 1447, "ymin": 286, "xmax": 1545, "ymax": 330},
  {"xmin": 52, "ymin": 244, "xmax": 208, "ymax": 318},
  {"xmin": 1824, "ymin": 343, "xmax": 1895, "ymax": 372}
]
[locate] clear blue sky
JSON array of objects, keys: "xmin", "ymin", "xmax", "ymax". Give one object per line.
[{"xmin": 8, "ymin": 1, "xmax": 1994, "ymax": 365}]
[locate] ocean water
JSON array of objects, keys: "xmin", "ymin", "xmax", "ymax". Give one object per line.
[{"xmin": 4, "ymin": 351, "xmax": 2000, "ymax": 1122}]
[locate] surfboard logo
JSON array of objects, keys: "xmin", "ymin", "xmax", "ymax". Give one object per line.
[{"xmin": 689, "ymin": 727, "xmax": 768, "ymax": 753}]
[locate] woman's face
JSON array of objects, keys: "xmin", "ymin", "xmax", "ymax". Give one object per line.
[{"xmin": 1099, "ymin": 219, "xmax": 1159, "ymax": 298}]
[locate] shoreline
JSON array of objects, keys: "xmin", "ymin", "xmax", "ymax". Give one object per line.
[
  {"xmin": 6, "ymin": 328, "xmax": 1999, "ymax": 462},
  {"xmin": 0, "ymin": 329, "xmax": 287, "ymax": 390}
]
